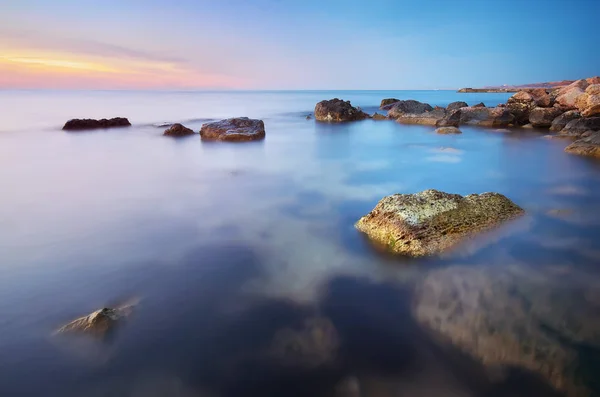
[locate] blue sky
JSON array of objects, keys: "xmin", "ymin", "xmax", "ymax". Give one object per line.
[{"xmin": 0, "ymin": 0, "xmax": 598, "ymax": 89}]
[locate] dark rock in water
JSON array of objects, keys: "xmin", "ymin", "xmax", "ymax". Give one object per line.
[
  {"xmin": 446, "ymin": 101, "xmax": 468, "ymax": 112},
  {"xmin": 355, "ymin": 189, "xmax": 523, "ymax": 257},
  {"xmin": 560, "ymin": 117, "xmax": 600, "ymax": 137},
  {"xmin": 372, "ymin": 112, "xmax": 387, "ymax": 120},
  {"xmin": 435, "ymin": 126, "xmax": 462, "ymax": 134},
  {"xmin": 473, "ymin": 102, "xmax": 486, "ymax": 108},
  {"xmin": 314, "ymin": 98, "xmax": 369, "ymax": 122},
  {"xmin": 413, "ymin": 265, "xmax": 592, "ymax": 397},
  {"xmin": 459, "ymin": 107, "xmax": 515, "ymax": 127},
  {"xmin": 528, "ymin": 107, "xmax": 565, "ymax": 128},
  {"xmin": 436, "ymin": 109, "xmax": 461, "ymax": 127},
  {"xmin": 395, "ymin": 108, "xmax": 446, "ymax": 126},
  {"xmin": 200, "ymin": 117, "xmax": 265, "ymax": 142},
  {"xmin": 565, "ymin": 131, "xmax": 600, "ymax": 158},
  {"xmin": 55, "ymin": 305, "xmax": 134, "ymax": 338},
  {"xmin": 387, "ymin": 100, "xmax": 434, "ymax": 119},
  {"xmin": 306, "ymin": 115, "xmax": 312, "ymax": 120},
  {"xmin": 268, "ymin": 317, "xmax": 339, "ymax": 368},
  {"xmin": 62, "ymin": 117, "xmax": 131, "ymax": 131},
  {"xmin": 163, "ymin": 123, "xmax": 194, "ymax": 137},
  {"xmin": 550, "ymin": 110, "xmax": 581, "ymax": 132},
  {"xmin": 380, "ymin": 98, "xmax": 400, "ymax": 109}
]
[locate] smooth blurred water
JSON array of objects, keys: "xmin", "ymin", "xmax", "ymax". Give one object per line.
[{"xmin": 0, "ymin": 90, "xmax": 599, "ymax": 397}]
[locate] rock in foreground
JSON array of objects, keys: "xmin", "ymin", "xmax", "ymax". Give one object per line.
[
  {"xmin": 163, "ymin": 123, "xmax": 194, "ymax": 137},
  {"xmin": 56, "ymin": 306, "xmax": 133, "ymax": 338},
  {"xmin": 564, "ymin": 131, "xmax": 600, "ymax": 158},
  {"xmin": 355, "ymin": 189, "xmax": 523, "ymax": 256},
  {"xmin": 314, "ymin": 99, "xmax": 368, "ymax": 122},
  {"xmin": 200, "ymin": 117, "xmax": 265, "ymax": 142},
  {"xmin": 62, "ymin": 117, "xmax": 131, "ymax": 131}
]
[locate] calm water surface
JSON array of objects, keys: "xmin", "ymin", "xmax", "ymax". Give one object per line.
[{"xmin": 1, "ymin": 90, "xmax": 599, "ymax": 397}]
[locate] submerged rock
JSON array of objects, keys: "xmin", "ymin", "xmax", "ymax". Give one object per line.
[
  {"xmin": 306, "ymin": 114, "xmax": 312, "ymax": 120},
  {"xmin": 314, "ymin": 99, "xmax": 369, "ymax": 122},
  {"xmin": 372, "ymin": 112, "xmax": 388, "ymax": 120},
  {"xmin": 268, "ymin": 317, "xmax": 339, "ymax": 368},
  {"xmin": 446, "ymin": 101, "xmax": 468, "ymax": 112},
  {"xmin": 200, "ymin": 117, "xmax": 265, "ymax": 142},
  {"xmin": 355, "ymin": 189, "xmax": 523, "ymax": 257},
  {"xmin": 435, "ymin": 126, "xmax": 462, "ymax": 134},
  {"xmin": 62, "ymin": 117, "xmax": 131, "ymax": 131},
  {"xmin": 387, "ymin": 100, "xmax": 433, "ymax": 119},
  {"xmin": 564, "ymin": 131, "xmax": 600, "ymax": 158},
  {"xmin": 380, "ymin": 98, "xmax": 400, "ymax": 109},
  {"xmin": 550, "ymin": 110, "xmax": 581, "ymax": 132},
  {"xmin": 413, "ymin": 265, "xmax": 592, "ymax": 397},
  {"xmin": 163, "ymin": 123, "xmax": 194, "ymax": 137},
  {"xmin": 459, "ymin": 107, "xmax": 515, "ymax": 127},
  {"xmin": 56, "ymin": 306, "xmax": 134, "ymax": 338},
  {"xmin": 529, "ymin": 107, "xmax": 565, "ymax": 128}
]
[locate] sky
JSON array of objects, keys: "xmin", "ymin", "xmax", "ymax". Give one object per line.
[{"xmin": 0, "ymin": 0, "xmax": 599, "ymax": 90}]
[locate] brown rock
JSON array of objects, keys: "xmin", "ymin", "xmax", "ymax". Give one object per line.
[
  {"xmin": 459, "ymin": 107, "xmax": 515, "ymax": 127},
  {"xmin": 447, "ymin": 101, "xmax": 468, "ymax": 112},
  {"xmin": 586, "ymin": 76, "xmax": 600, "ymax": 85},
  {"xmin": 200, "ymin": 117, "xmax": 265, "ymax": 142},
  {"xmin": 395, "ymin": 108, "xmax": 446, "ymax": 126},
  {"xmin": 372, "ymin": 112, "xmax": 387, "ymax": 120},
  {"xmin": 529, "ymin": 107, "xmax": 565, "ymax": 128},
  {"xmin": 380, "ymin": 98, "xmax": 400, "ymax": 109},
  {"xmin": 436, "ymin": 109, "xmax": 461, "ymax": 127},
  {"xmin": 56, "ymin": 306, "xmax": 134, "ymax": 338},
  {"xmin": 550, "ymin": 110, "xmax": 581, "ymax": 132},
  {"xmin": 163, "ymin": 123, "xmax": 194, "ymax": 137},
  {"xmin": 314, "ymin": 99, "xmax": 369, "ymax": 122},
  {"xmin": 355, "ymin": 189, "xmax": 523, "ymax": 257},
  {"xmin": 435, "ymin": 126, "xmax": 462, "ymax": 134},
  {"xmin": 387, "ymin": 100, "xmax": 434, "ymax": 119},
  {"xmin": 586, "ymin": 84, "xmax": 600, "ymax": 95},
  {"xmin": 506, "ymin": 91, "xmax": 536, "ymax": 125},
  {"xmin": 556, "ymin": 86, "xmax": 586, "ymax": 110},
  {"xmin": 582, "ymin": 95, "xmax": 600, "ymax": 117},
  {"xmin": 560, "ymin": 117, "xmax": 600, "ymax": 137},
  {"xmin": 62, "ymin": 117, "xmax": 131, "ymax": 131},
  {"xmin": 473, "ymin": 102, "xmax": 486, "ymax": 108},
  {"xmin": 565, "ymin": 131, "xmax": 600, "ymax": 158}
]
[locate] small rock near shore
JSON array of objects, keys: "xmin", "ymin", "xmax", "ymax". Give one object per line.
[
  {"xmin": 62, "ymin": 117, "xmax": 131, "ymax": 131},
  {"xmin": 200, "ymin": 117, "xmax": 266, "ymax": 142},
  {"xmin": 163, "ymin": 123, "xmax": 194, "ymax": 137},
  {"xmin": 435, "ymin": 126, "xmax": 462, "ymax": 134},
  {"xmin": 314, "ymin": 99, "xmax": 369, "ymax": 122},
  {"xmin": 355, "ymin": 189, "xmax": 524, "ymax": 257}
]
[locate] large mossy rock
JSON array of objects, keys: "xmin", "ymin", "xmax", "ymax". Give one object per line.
[
  {"xmin": 200, "ymin": 117, "xmax": 265, "ymax": 141},
  {"xmin": 413, "ymin": 265, "xmax": 598, "ymax": 397},
  {"xmin": 355, "ymin": 189, "xmax": 523, "ymax": 257},
  {"xmin": 314, "ymin": 99, "xmax": 369, "ymax": 122}
]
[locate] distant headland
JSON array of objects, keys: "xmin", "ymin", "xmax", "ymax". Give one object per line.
[{"xmin": 458, "ymin": 80, "xmax": 576, "ymax": 93}]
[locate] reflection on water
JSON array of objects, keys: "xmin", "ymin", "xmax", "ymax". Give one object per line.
[{"xmin": 1, "ymin": 91, "xmax": 600, "ymax": 396}]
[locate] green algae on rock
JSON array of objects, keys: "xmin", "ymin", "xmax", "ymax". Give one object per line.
[{"xmin": 355, "ymin": 189, "xmax": 524, "ymax": 257}]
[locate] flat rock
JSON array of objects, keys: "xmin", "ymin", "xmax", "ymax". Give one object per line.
[
  {"xmin": 314, "ymin": 99, "xmax": 369, "ymax": 122},
  {"xmin": 387, "ymin": 100, "xmax": 433, "ymax": 119},
  {"xmin": 564, "ymin": 131, "xmax": 600, "ymax": 158},
  {"xmin": 355, "ymin": 189, "xmax": 524, "ymax": 257},
  {"xmin": 550, "ymin": 110, "xmax": 581, "ymax": 132},
  {"xmin": 459, "ymin": 107, "xmax": 515, "ymax": 127},
  {"xmin": 395, "ymin": 108, "xmax": 446, "ymax": 126},
  {"xmin": 560, "ymin": 117, "xmax": 600, "ymax": 137},
  {"xmin": 435, "ymin": 126, "xmax": 462, "ymax": 134},
  {"xmin": 62, "ymin": 117, "xmax": 131, "ymax": 131},
  {"xmin": 446, "ymin": 101, "xmax": 468, "ymax": 112},
  {"xmin": 163, "ymin": 123, "xmax": 194, "ymax": 137},
  {"xmin": 200, "ymin": 117, "xmax": 265, "ymax": 142}
]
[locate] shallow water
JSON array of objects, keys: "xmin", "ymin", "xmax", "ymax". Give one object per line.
[{"xmin": 1, "ymin": 90, "xmax": 599, "ymax": 397}]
